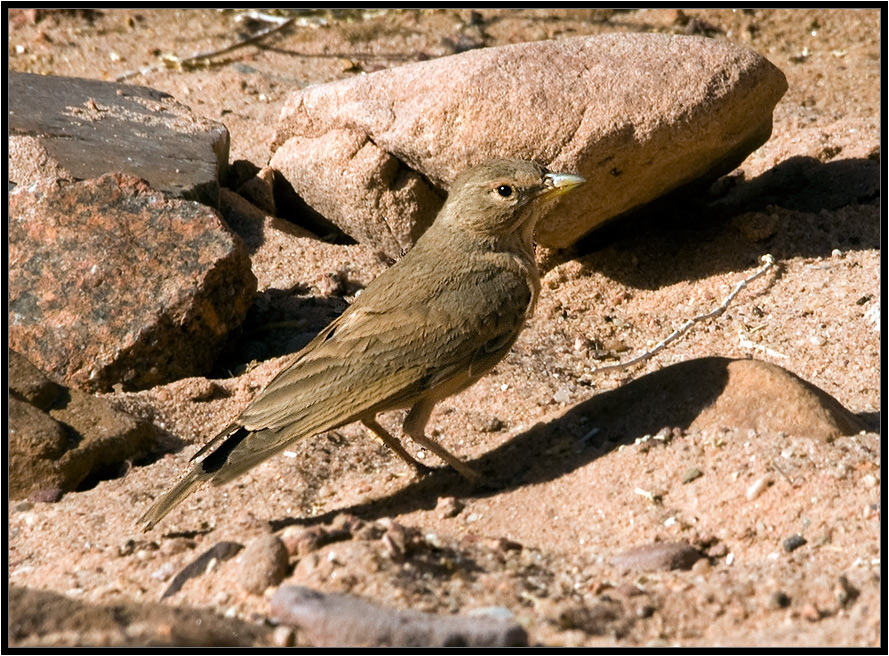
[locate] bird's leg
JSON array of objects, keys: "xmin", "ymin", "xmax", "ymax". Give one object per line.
[
  {"xmin": 361, "ymin": 416, "xmax": 432, "ymax": 476},
  {"xmin": 403, "ymin": 399, "xmax": 482, "ymax": 483}
]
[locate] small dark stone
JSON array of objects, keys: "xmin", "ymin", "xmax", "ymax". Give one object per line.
[
  {"xmin": 783, "ymin": 534, "xmax": 807, "ymax": 553},
  {"xmin": 768, "ymin": 590, "xmax": 792, "ymax": 609}
]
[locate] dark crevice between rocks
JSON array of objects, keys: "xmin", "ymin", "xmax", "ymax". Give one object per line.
[{"xmin": 270, "ymin": 169, "xmax": 356, "ymax": 244}]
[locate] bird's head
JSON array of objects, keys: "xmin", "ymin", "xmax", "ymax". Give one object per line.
[{"xmin": 439, "ymin": 159, "xmax": 586, "ymax": 245}]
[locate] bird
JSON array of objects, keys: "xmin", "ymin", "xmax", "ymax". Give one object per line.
[{"xmin": 138, "ymin": 158, "xmax": 586, "ymax": 531}]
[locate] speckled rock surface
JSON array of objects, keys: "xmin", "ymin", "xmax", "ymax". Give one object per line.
[{"xmin": 8, "ymin": 174, "xmax": 256, "ymax": 392}]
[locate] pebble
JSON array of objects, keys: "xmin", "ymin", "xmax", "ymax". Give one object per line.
[
  {"xmin": 767, "ymin": 590, "xmax": 792, "ymax": 609},
  {"xmin": 272, "ymin": 626, "xmax": 296, "ymax": 648},
  {"xmin": 682, "ymin": 468, "xmax": 704, "ymax": 484},
  {"xmin": 611, "ymin": 541, "xmax": 702, "ymax": 571},
  {"xmin": 237, "ymin": 534, "xmax": 291, "ymax": 595},
  {"xmin": 746, "ymin": 476, "xmax": 772, "ymax": 501},
  {"xmin": 782, "ymin": 534, "xmax": 807, "ymax": 553},
  {"xmin": 435, "ymin": 496, "xmax": 465, "ymax": 519},
  {"xmin": 801, "ymin": 602, "xmax": 823, "ymax": 622},
  {"xmin": 160, "ymin": 537, "xmax": 197, "ymax": 556},
  {"xmin": 553, "ymin": 388, "xmax": 572, "ymax": 404},
  {"xmin": 861, "ymin": 474, "xmax": 878, "ymax": 488},
  {"xmin": 28, "ymin": 487, "xmax": 64, "ymax": 504},
  {"xmin": 281, "ymin": 525, "xmax": 351, "ymax": 557},
  {"xmin": 835, "ymin": 575, "xmax": 860, "ymax": 607}
]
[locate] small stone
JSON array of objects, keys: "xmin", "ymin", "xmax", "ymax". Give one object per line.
[
  {"xmin": 28, "ymin": 487, "xmax": 64, "ymax": 504},
  {"xmin": 159, "ymin": 537, "xmax": 197, "ymax": 556},
  {"xmin": 690, "ymin": 558, "xmax": 711, "ymax": 574},
  {"xmin": 475, "ymin": 416, "xmax": 505, "ymax": 433},
  {"xmin": 236, "ymin": 166, "xmax": 277, "ymax": 215},
  {"xmin": 746, "ymin": 476, "xmax": 772, "ymax": 501},
  {"xmin": 782, "ymin": 534, "xmax": 807, "ymax": 553},
  {"xmin": 272, "ymin": 626, "xmax": 296, "ymax": 648},
  {"xmin": 732, "ymin": 211, "xmax": 780, "ymax": 242},
  {"xmin": 237, "ymin": 534, "xmax": 291, "ymax": 595},
  {"xmin": 707, "ymin": 541, "xmax": 729, "ymax": 558},
  {"xmin": 861, "ymin": 474, "xmax": 878, "ymax": 488},
  {"xmin": 682, "ymin": 467, "xmax": 704, "ymax": 484},
  {"xmin": 611, "ymin": 541, "xmax": 702, "ymax": 571},
  {"xmin": 553, "ymin": 388, "xmax": 572, "ymax": 404},
  {"xmin": 801, "ymin": 602, "xmax": 823, "ymax": 622},
  {"xmin": 767, "ymin": 590, "xmax": 792, "ymax": 609},
  {"xmin": 835, "ymin": 575, "xmax": 860, "ymax": 607},
  {"xmin": 435, "ymin": 496, "xmax": 465, "ymax": 519},
  {"xmin": 485, "ymin": 537, "xmax": 523, "ymax": 555}
]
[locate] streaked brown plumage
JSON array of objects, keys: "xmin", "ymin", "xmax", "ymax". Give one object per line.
[{"xmin": 138, "ymin": 159, "xmax": 585, "ymax": 531}]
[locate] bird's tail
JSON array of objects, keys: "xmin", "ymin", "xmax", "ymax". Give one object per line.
[
  {"xmin": 137, "ymin": 424, "xmax": 252, "ymax": 532},
  {"xmin": 137, "ymin": 466, "xmax": 211, "ymax": 532}
]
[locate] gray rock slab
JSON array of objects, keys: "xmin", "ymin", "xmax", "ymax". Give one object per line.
[
  {"xmin": 271, "ymin": 585, "xmax": 528, "ymax": 648},
  {"xmin": 8, "ymin": 71, "xmax": 229, "ymax": 207},
  {"xmin": 270, "ymin": 33, "xmax": 787, "ymax": 255}
]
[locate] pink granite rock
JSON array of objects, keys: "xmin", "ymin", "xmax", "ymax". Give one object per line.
[
  {"xmin": 271, "ymin": 33, "xmax": 787, "ymax": 255},
  {"xmin": 8, "ymin": 174, "xmax": 256, "ymax": 392}
]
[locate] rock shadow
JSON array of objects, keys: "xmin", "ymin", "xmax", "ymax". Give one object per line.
[
  {"xmin": 272, "ymin": 355, "xmax": 870, "ymax": 528},
  {"xmin": 567, "ymin": 156, "xmax": 880, "ymax": 290}
]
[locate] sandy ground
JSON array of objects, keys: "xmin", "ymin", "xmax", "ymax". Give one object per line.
[{"xmin": 7, "ymin": 8, "xmax": 882, "ymax": 648}]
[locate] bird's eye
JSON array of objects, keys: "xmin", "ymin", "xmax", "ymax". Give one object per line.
[{"xmin": 496, "ymin": 185, "xmax": 513, "ymax": 198}]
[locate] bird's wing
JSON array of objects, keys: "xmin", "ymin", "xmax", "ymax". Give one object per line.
[
  {"xmin": 234, "ymin": 260, "xmax": 533, "ymax": 436},
  {"xmin": 180, "ymin": 297, "xmax": 526, "ymax": 493}
]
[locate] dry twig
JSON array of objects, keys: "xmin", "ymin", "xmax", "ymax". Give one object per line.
[
  {"xmin": 592, "ymin": 254, "xmax": 778, "ymax": 374},
  {"xmin": 115, "ymin": 15, "xmax": 295, "ymax": 82}
]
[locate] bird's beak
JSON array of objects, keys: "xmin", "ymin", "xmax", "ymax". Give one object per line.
[{"xmin": 538, "ymin": 171, "xmax": 587, "ymax": 200}]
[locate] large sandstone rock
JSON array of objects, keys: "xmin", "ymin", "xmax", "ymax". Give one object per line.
[
  {"xmin": 687, "ymin": 358, "xmax": 867, "ymax": 438},
  {"xmin": 8, "ymin": 174, "xmax": 257, "ymax": 392},
  {"xmin": 567, "ymin": 357, "xmax": 865, "ymax": 441},
  {"xmin": 271, "ymin": 33, "xmax": 787, "ymax": 255},
  {"xmin": 8, "ymin": 71, "xmax": 230, "ymax": 207}
]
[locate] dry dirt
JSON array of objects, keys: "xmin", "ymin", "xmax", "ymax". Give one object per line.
[{"xmin": 7, "ymin": 8, "xmax": 882, "ymax": 648}]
